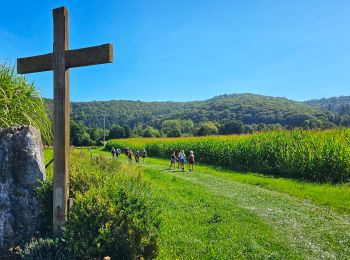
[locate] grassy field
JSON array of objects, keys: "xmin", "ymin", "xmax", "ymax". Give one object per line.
[{"xmin": 46, "ymin": 148, "xmax": 350, "ymax": 259}]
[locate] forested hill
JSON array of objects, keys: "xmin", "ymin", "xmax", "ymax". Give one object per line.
[
  {"xmin": 45, "ymin": 93, "xmax": 346, "ymax": 129},
  {"xmin": 305, "ymin": 96, "xmax": 350, "ymax": 124}
]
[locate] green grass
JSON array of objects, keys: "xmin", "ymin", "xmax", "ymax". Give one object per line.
[
  {"xmin": 91, "ymin": 148, "xmax": 350, "ymax": 215},
  {"xmin": 44, "ymin": 148, "xmax": 350, "ymax": 258},
  {"xmin": 0, "ymin": 64, "xmax": 52, "ymax": 143}
]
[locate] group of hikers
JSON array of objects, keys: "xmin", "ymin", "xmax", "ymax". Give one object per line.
[
  {"xmin": 170, "ymin": 150, "xmax": 195, "ymax": 172},
  {"xmin": 110, "ymin": 147, "xmax": 147, "ymax": 163},
  {"xmin": 110, "ymin": 146, "xmax": 196, "ymax": 172}
]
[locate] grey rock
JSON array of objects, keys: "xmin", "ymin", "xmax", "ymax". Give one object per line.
[{"xmin": 0, "ymin": 126, "xmax": 46, "ymax": 253}]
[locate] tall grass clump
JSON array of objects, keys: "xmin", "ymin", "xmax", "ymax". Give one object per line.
[
  {"xmin": 0, "ymin": 63, "xmax": 51, "ymax": 143},
  {"xmin": 107, "ymin": 128, "xmax": 350, "ymax": 183}
]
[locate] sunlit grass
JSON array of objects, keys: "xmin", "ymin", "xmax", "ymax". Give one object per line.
[
  {"xmin": 0, "ymin": 64, "xmax": 52, "ymax": 143},
  {"xmin": 44, "ymin": 148, "xmax": 350, "ymax": 258}
]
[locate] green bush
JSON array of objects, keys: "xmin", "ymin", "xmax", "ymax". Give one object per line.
[
  {"xmin": 36, "ymin": 179, "xmax": 53, "ymax": 236},
  {"xmin": 37, "ymin": 150, "xmax": 160, "ymax": 259},
  {"xmin": 0, "ymin": 63, "xmax": 52, "ymax": 143},
  {"xmin": 18, "ymin": 238, "xmax": 72, "ymax": 260},
  {"xmin": 64, "ymin": 172, "xmax": 159, "ymax": 259}
]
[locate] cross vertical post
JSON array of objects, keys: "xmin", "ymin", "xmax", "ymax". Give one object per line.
[
  {"xmin": 52, "ymin": 7, "xmax": 69, "ymax": 232},
  {"xmin": 16, "ymin": 6, "xmax": 114, "ymax": 233}
]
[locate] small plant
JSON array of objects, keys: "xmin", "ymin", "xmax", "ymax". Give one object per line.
[{"xmin": 18, "ymin": 237, "xmax": 72, "ymax": 259}]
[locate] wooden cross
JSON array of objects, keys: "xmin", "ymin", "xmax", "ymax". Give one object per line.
[{"xmin": 17, "ymin": 6, "xmax": 113, "ymax": 232}]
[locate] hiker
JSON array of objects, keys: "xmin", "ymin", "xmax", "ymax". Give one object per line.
[
  {"xmin": 124, "ymin": 147, "xmax": 129, "ymax": 159},
  {"xmin": 88, "ymin": 147, "xmax": 92, "ymax": 159},
  {"xmin": 141, "ymin": 148, "xmax": 147, "ymax": 163},
  {"xmin": 169, "ymin": 151, "xmax": 177, "ymax": 170},
  {"xmin": 188, "ymin": 151, "xmax": 195, "ymax": 172},
  {"xmin": 116, "ymin": 148, "xmax": 121, "ymax": 159},
  {"xmin": 111, "ymin": 147, "xmax": 116, "ymax": 158},
  {"xmin": 177, "ymin": 151, "xmax": 181, "ymax": 169},
  {"xmin": 178, "ymin": 150, "xmax": 186, "ymax": 171},
  {"xmin": 135, "ymin": 150, "xmax": 140, "ymax": 163},
  {"xmin": 127, "ymin": 149, "xmax": 134, "ymax": 163}
]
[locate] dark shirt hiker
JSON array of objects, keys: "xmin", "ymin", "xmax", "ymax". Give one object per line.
[{"xmin": 169, "ymin": 151, "xmax": 177, "ymax": 170}]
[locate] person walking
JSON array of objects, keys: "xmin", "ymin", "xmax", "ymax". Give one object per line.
[
  {"xmin": 141, "ymin": 148, "xmax": 147, "ymax": 163},
  {"xmin": 169, "ymin": 151, "xmax": 177, "ymax": 170},
  {"xmin": 88, "ymin": 147, "xmax": 92, "ymax": 159},
  {"xmin": 127, "ymin": 149, "xmax": 134, "ymax": 163},
  {"xmin": 111, "ymin": 147, "xmax": 116, "ymax": 158},
  {"xmin": 124, "ymin": 147, "xmax": 129, "ymax": 159},
  {"xmin": 188, "ymin": 151, "xmax": 195, "ymax": 172},
  {"xmin": 116, "ymin": 148, "xmax": 121, "ymax": 159},
  {"xmin": 135, "ymin": 150, "xmax": 140, "ymax": 163},
  {"xmin": 178, "ymin": 150, "xmax": 186, "ymax": 172}
]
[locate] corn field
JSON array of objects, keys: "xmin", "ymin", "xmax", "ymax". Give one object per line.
[{"xmin": 107, "ymin": 129, "xmax": 350, "ymax": 183}]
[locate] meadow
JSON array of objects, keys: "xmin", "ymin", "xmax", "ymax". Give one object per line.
[
  {"xmin": 106, "ymin": 128, "xmax": 350, "ymax": 183},
  {"xmin": 41, "ymin": 129, "xmax": 350, "ymax": 258},
  {"xmin": 84, "ymin": 148, "xmax": 350, "ymax": 258}
]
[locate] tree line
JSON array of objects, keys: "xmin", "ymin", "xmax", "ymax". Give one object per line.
[
  {"xmin": 70, "ymin": 117, "xmax": 340, "ymax": 146},
  {"xmin": 64, "ymin": 93, "xmax": 350, "ymax": 146}
]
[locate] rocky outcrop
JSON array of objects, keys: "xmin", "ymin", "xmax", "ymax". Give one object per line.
[{"xmin": 0, "ymin": 126, "xmax": 46, "ymax": 254}]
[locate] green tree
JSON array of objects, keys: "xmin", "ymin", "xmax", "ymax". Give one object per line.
[
  {"xmin": 108, "ymin": 124, "xmax": 125, "ymax": 139},
  {"xmin": 180, "ymin": 120, "xmax": 194, "ymax": 135},
  {"xmin": 167, "ymin": 128, "xmax": 181, "ymax": 137},
  {"xmin": 70, "ymin": 121, "xmax": 94, "ymax": 146},
  {"xmin": 303, "ymin": 119, "xmax": 323, "ymax": 129},
  {"xmin": 89, "ymin": 128, "xmax": 108, "ymax": 144},
  {"xmin": 142, "ymin": 126, "xmax": 160, "ymax": 138},
  {"xmin": 161, "ymin": 120, "xmax": 181, "ymax": 136},
  {"xmin": 219, "ymin": 120, "xmax": 243, "ymax": 135},
  {"xmin": 195, "ymin": 122, "xmax": 219, "ymax": 136},
  {"xmin": 123, "ymin": 125, "xmax": 132, "ymax": 138}
]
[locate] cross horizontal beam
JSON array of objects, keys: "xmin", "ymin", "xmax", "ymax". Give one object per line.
[
  {"xmin": 17, "ymin": 53, "xmax": 52, "ymax": 74},
  {"xmin": 17, "ymin": 43, "xmax": 113, "ymax": 74}
]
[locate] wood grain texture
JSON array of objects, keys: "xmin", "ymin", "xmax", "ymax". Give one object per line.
[
  {"xmin": 17, "ymin": 53, "xmax": 53, "ymax": 74},
  {"xmin": 52, "ymin": 6, "xmax": 70, "ymax": 233},
  {"xmin": 17, "ymin": 44, "xmax": 113, "ymax": 74},
  {"xmin": 65, "ymin": 43, "xmax": 113, "ymax": 68}
]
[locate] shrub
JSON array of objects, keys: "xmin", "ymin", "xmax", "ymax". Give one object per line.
[
  {"xmin": 18, "ymin": 238, "xmax": 72, "ymax": 259},
  {"xmin": 37, "ymin": 150, "xmax": 160, "ymax": 259},
  {"xmin": 36, "ymin": 179, "xmax": 53, "ymax": 235},
  {"xmin": 0, "ymin": 63, "xmax": 52, "ymax": 143},
  {"xmin": 64, "ymin": 172, "xmax": 159, "ymax": 259}
]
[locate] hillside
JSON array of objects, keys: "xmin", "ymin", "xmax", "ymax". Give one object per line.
[
  {"xmin": 305, "ymin": 96, "xmax": 350, "ymax": 125},
  {"xmin": 45, "ymin": 93, "xmax": 339, "ymax": 129}
]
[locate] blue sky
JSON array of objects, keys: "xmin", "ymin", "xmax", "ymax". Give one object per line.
[{"xmin": 1, "ymin": 0, "xmax": 349, "ymax": 102}]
